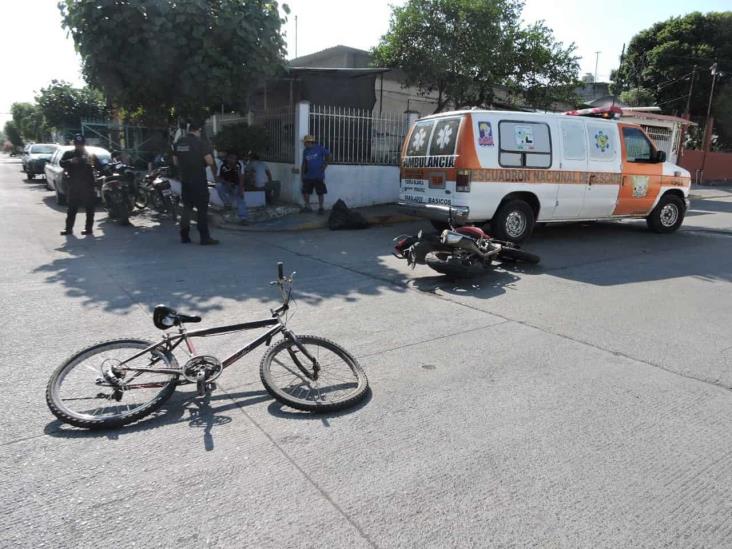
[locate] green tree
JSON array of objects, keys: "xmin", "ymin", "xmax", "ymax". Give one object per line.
[
  {"xmin": 610, "ymin": 11, "xmax": 732, "ymax": 146},
  {"xmin": 4, "ymin": 121, "xmax": 24, "ymax": 148},
  {"xmin": 618, "ymin": 87, "xmax": 656, "ymax": 107},
  {"xmin": 58, "ymin": 0, "xmax": 288, "ymax": 122},
  {"xmin": 213, "ymin": 123, "xmax": 269, "ymax": 158},
  {"xmin": 35, "ymin": 80, "xmax": 107, "ymax": 132},
  {"xmin": 11, "ymin": 102, "xmax": 48, "ymax": 142},
  {"xmin": 372, "ymin": 0, "xmax": 579, "ymax": 112}
]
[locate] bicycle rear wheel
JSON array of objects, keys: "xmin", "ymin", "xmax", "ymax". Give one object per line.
[
  {"xmin": 46, "ymin": 339, "xmax": 179, "ymax": 429},
  {"xmin": 260, "ymin": 335, "xmax": 368, "ymax": 412}
]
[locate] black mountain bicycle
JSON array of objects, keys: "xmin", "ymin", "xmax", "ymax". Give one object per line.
[{"xmin": 46, "ymin": 263, "xmax": 369, "ymax": 429}]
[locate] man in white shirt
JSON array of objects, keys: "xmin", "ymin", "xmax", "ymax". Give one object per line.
[{"xmin": 246, "ymin": 152, "xmax": 273, "ymax": 203}]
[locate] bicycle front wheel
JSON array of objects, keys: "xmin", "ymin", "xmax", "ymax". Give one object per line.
[
  {"xmin": 260, "ymin": 335, "xmax": 369, "ymax": 412},
  {"xmin": 46, "ymin": 339, "xmax": 179, "ymax": 429}
]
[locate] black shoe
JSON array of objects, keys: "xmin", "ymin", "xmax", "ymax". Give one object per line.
[
  {"xmin": 200, "ymin": 238, "xmax": 220, "ymax": 246},
  {"xmin": 81, "ymin": 229, "xmax": 93, "ymax": 236},
  {"xmin": 181, "ymin": 236, "xmax": 192, "ymax": 244},
  {"xmin": 238, "ymin": 219, "xmax": 249, "ymax": 226},
  {"xmin": 60, "ymin": 229, "xmax": 72, "ymax": 236}
]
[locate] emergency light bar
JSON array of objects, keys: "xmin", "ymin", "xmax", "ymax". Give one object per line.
[{"xmin": 564, "ymin": 105, "xmax": 622, "ymax": 120}]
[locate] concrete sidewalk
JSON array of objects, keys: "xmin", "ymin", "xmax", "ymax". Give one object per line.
[{"xmin": 215, "ymin": 203, "xmax": 418, "ymax": 232}]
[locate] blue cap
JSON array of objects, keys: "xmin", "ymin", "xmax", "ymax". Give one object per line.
[{"xmin": 73, "ymin": 134, "xmax": 85, "ymax": 144}]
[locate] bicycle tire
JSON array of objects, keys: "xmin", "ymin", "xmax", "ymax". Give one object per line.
[
  {"xmin": 498, "ymin": 246, "xmax": 540, "ymax": 264},
  {"xmin": 46, "ymin": 338, "xmax": 179, "ymax": 429},
  {"xmin": 260, "ymin": 335, "xmax": 368, "ymax": 413}
]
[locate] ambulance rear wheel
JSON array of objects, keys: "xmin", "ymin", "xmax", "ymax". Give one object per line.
[
  {"xmin": 647, "ymin": 194, "xmax": 685, "ymax": 233},
  {"xmin": 491, "ymin": 200, "xmax": 535, "ymax": 243}
]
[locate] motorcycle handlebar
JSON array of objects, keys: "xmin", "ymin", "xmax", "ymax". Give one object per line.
[{"xmin": 277, "ymin": 262, "xmax": 284, "ymax": 280}]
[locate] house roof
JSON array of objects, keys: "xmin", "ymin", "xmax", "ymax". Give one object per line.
[
  {"xmin": 287, "ymin": 67, "xmax": 390, "ymax": 78},
  {"xmin": 288, "ymin": 45, "xmax": 370, "ymax": 67}
]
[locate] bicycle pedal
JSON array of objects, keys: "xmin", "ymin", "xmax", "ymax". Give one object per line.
[{"xmin": 205, "ymin": 382, "xmax": 217, "ymax": 393}]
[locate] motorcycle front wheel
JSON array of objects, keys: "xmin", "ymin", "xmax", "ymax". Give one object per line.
[{"xmin": 425, "ymin": 252, "xmax": 490, "ymax": 278}]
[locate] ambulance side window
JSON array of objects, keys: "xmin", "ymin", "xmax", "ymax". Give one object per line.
[
  {"xmin": 498, "ymin": 121, "xmax": 551, "ymax": 169},
  {"xmin": 561, "ymin": 120, "xmax": 586, "ymax": 160},
  {"xmin": 623, "ymin": 127, "xmax": 654, "ymax": 162}
]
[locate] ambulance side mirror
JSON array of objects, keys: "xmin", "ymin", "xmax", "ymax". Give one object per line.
[{"xmin": 655, "ymin": 150, "xmax": 667, "ymax": 163}]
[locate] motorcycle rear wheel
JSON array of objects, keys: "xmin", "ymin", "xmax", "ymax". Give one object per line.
[
  {"xmin": 498, "ymin": 247, "xmax": 540, "ymax": 264},
  {"xmin": 425, "ymin": 252, "xmax": 490, "ymax": 278}
]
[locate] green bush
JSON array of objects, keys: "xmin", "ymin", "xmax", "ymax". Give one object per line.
[{"xmin": 212, "ymin": 123, "xmax": 270, "ymax": 159}]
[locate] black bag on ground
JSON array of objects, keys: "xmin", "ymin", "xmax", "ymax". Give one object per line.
[{"xmin": 328, "ymin": 199, "xmax": 369, "ymax": 230}]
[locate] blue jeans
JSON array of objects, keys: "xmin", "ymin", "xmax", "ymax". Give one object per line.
[{"xmin": 216, "ymin": 182, "xmax": 248, "ymax": 220}]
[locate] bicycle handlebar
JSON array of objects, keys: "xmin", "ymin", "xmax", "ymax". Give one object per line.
[{"xmin": 277, "ymin": 262, "xmax": 284, "ymax": 280}]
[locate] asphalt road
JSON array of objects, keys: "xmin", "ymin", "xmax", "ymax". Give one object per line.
[{"xmin": 1, "ymin": 155, "xmax": 731, "ymax": 548}]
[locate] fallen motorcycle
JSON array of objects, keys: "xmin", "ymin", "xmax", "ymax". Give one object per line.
[{"xmin": 393, "ymin": 223, "xmax": 540, "ymax": 278}]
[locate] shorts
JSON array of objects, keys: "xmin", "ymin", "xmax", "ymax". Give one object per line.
[{"xmin": 302, "ymin": 178, "xmax": 327, "ymax": 195}]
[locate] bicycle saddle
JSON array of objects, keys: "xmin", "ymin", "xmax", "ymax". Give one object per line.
[{"xmin": 153, "ymin": 305, "xmax": 201, "ymax": 330}]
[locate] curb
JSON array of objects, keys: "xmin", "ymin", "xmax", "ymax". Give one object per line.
[{"xmin": 216, "ymin": 211, "xmax": 419, "ymax": 233}]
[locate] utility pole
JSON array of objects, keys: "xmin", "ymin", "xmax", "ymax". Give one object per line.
[
  {"xmin": 684, "ymin": 66, "xmax": 696, "ymax": 117},
  {"xmin": 700, "ymin": 62, "xmax": 719, "ymax": 184},
  {"xmin": 594, "ymin": 51, "xmax": 601, "ymax": 83},
  {"xmin": 294, "ymin": 15, "xmax": 298, "ymax": 59}
]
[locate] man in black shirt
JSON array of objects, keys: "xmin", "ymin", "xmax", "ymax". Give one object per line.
[
  {"xmin": 60, "ymin": 134, "xmax": 96, "ymax": 236},
  {"xmin": 173, "ymin": 121, "xmax": 219, "ymax": 245}
]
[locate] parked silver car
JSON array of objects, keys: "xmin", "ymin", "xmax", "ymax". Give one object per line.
[
  {"xmin": 22, "ymin": 143, "xmax": 59, "ymax": 180},
  {"xmin": 44, "ymin": 145, "xmax": 111, "ymax": 205}
]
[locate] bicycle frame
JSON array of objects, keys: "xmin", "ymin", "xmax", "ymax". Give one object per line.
[{"xmin": 116, "ymin": 303, "xmax": 320, "ymax": 381}]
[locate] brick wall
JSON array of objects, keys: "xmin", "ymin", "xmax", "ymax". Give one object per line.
[{"xmin": 679, "ymin": 149, "xmax": 732, "ymax": 183}]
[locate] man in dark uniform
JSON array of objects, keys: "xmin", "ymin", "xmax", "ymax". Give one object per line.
[
  {"xmin": 60, "ymin": 134, "xmax": 97, "ymax": 236},
  {"xmin": 172, "ymin": 121, "xmax": 219, "ymax": 245}
]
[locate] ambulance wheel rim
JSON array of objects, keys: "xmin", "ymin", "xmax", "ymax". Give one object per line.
[
  {"xmin": 505, "ymin": 211, "xmax": 527, "ymax": 238},
  {"xmin": 660, "ymin": 203, "xmax": 679, "ymax": 227}
]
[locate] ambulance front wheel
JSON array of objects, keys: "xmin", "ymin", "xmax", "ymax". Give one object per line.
[
  {"xmin": 646, "ymin": 194, "xmax": 685, "ymax": 233},
  {"xmin": 490, "ymin": 199, "xmax": 535, "ymax": 243}
]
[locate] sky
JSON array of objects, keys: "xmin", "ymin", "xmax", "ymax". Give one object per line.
[{"xmin": 1, "ymin": 0, "xmax": 730, "ymax": 127}]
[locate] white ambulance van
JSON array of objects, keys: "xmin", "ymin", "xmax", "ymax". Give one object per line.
[{"xmin": 398, "ymin": 107, "xmax": 691, "ymax": 242}]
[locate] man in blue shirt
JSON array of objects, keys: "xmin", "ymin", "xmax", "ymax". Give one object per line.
[{"xmin": 301, "ymin": 135, "xmax": 332, "ymax": 215}]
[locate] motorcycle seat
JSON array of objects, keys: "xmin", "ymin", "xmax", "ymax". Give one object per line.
[
  {"xmin": 153, "ymin": 305, "xmax": 201, "ymax": 330},
  {"xmin": 455, "ymin": 226, "xmax": 487, "ymax": 239}
]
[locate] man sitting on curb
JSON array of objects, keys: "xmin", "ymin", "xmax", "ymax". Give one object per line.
[
  {"xmin": 301, "ymin": 135, "xmax": 331, "ymax": 215},
  {"xmin": 216, "ymin": 152, "xmax": 248, "ymax": 226}
]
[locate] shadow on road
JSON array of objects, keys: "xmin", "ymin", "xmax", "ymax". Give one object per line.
[{"xmin": 43, "ymin": 385, "xmax": 370, "ymax": 449}]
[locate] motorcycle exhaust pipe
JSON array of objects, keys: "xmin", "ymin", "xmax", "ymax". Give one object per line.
[{"xmin": 440, "ymin": 230, "xmax": 500, "ymax": 258}]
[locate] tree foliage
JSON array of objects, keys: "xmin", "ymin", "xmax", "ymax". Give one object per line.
[
  {"xmin": 58, "ymin": 0, "xmax": 289, "ymax": 122},
  {"xmin": 35, "ymin": 80, "xmax": 107, "ymax": 131},
  {"xmin": 618, "ymin": 87, "xmax": 656, "ymax": 107},
  {"xmin": 610, "ymin": 11, "xmax": 732, "ymax": 147},
  {"xmin": 213, "ymin": 123, "xmax": 269, "ymax": 158},
  {"xmin": 11, "ymin": 102, "xmax": 48, "ymax": 142},
  {"xmin": 3, "ymin": 121, "xmax": 24, "ymax": 148},
  {"xmin": 372, "ymin": 0, "xmax": 580, "ymax": 112}
]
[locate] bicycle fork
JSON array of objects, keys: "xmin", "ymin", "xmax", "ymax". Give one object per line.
[{"xmin": 283, "ymin": 331, "xmax": 321, "ymax": 381}]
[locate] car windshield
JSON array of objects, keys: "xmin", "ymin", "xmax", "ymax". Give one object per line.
[{"xmin": 31, "ymin": 145, "xmax": 57, "ymax": 154}]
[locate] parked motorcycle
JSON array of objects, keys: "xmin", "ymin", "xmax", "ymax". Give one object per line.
[
  {"xmin": 96, "ymin": 160, "xmax": 137, "ymax": 225},
  {"xmin": 393, "ymin": 213, "xmax": 540, "ymax": 278},
  {"xmin": 136, "ymin": 167, "xmax": 180, "ymax": 221}
]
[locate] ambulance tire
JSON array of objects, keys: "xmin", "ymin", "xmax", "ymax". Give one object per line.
[
  {"xmin": 646, "ymin": 194, "xmax": 685, "ymax": 233},
  {"xmin": 491, "ymin": 200, "xmax": 535, "ymax": 243}
]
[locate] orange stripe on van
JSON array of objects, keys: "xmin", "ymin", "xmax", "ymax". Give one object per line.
[
  {"xmin": 456, "ymin": 114, "xmax": 480, "ymax": 170},
  {"xmin": 470, "ymin": 169, "xmax": 622, "ymax": 185}
]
